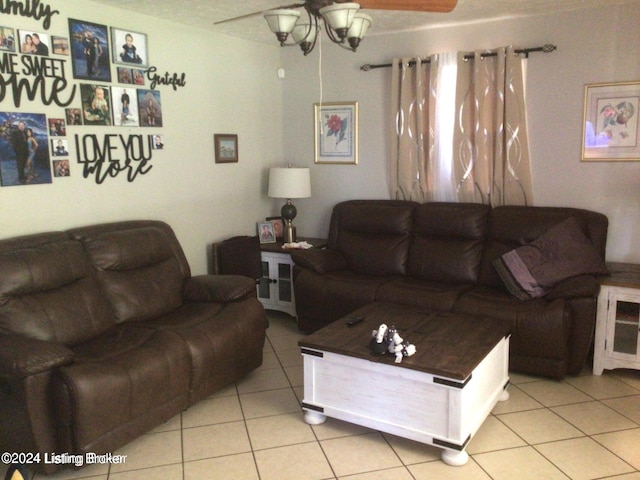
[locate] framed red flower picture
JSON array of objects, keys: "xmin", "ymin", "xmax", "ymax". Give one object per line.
[{"xmin": 314, "ymin": 101, "xmax": 358, "ymax": 164}]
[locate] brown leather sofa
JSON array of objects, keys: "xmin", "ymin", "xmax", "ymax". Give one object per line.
[
  {"xmin": 0, "ymin": 220, "xmax": 266, "ymax": 474},
  {"xmin": 291, "ymin": 200, "xmax": 608, "ymax": 379}
]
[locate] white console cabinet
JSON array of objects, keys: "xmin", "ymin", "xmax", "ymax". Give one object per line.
[{"xmin": 593, "ymin": 263, "xmax": 640, "ymax": 375}]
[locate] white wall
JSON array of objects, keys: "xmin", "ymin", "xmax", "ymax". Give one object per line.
[
  {"xmin": 0, "ymin": 0, "xmax": 285, "ymax": 274},
  {"xmin": 282, "ymin": 3, "xmax": 640, "ymax": 263}
]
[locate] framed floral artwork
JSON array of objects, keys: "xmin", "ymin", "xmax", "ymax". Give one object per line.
[
  {"xmin": 582, "ymin": 81, "xmax": 640, "ymax": 161},
  {"xmin": 314, "ymin": 101, "xmax": 358, "ymax": 164}
]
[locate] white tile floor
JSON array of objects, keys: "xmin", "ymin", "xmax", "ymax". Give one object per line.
[{"xmin": 4, "ymin": 310, "xmax": 640, "ymax": 480}]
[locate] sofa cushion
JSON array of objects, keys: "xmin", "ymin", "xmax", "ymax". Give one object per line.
[
  {"xmin": 294, "ymin": 268, "xmax": 392, "ymax": 332},
  {"xmin": 453, "ymin": 286, "xmax": 570, "ymax": 377},
  {"xmin": 493, "ymin": 217, "xmax": 608, "ymax": 300},
  {"xmin": 70, "ymin": 223, "xmax": 188, "ymax": 323},
  {"xmin": 329, "ymin": 201, "xmax": 416, "ymax": 276},
  {"xmin": 376, "ymin": 277, "xmax": 472, "ymax": 312},
  {"xmin": 0, "ymin": 239, "xmax": 115, "ymax": 346},
  {"xmin": 407, "ymin": 203, "xmax": 490, "ymax": 283},
  {"xmin": 136, "ymin": 298, "xmax": 266, "ymax": 404},
  {"xmin": 53, "ymin": 325, "xmax": 191, "ymax": 453}
]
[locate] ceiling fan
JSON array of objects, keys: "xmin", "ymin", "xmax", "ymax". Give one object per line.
[{"xmin": 214, "ymin": 0, "xmax": 458, "ymax": 55}]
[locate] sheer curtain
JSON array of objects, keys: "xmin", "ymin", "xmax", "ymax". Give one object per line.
[
  {"xmin": 453, "ymin": 47, "xmax": 533, "ymax": 206},
  {"xmin": 389, "ymin": 46, "xmax": 533, "ymax": 206},
  {"xmin": 389, "ymin": 56, "xmax": 436, "ymax": 202}
]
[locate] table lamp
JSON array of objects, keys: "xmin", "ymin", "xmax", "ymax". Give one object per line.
[{"xmin": 268, "ymin": 166, "xmax": 311, "ymax": 243}]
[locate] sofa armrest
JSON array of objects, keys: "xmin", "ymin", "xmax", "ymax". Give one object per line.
[
  {"xmin": 0, "ymin": 335, "xmax": 74, "ymax": 379},
  {"xmin": 183, "ymin": 275, "xmax": 256, "ymax": 303},
  {"xmin": 290, "ymin": 249, "xmax": 348, "ymax": 274},
  {"xmin": 546, "ymin": 274, "xmax": 601, "ymax": 300}
]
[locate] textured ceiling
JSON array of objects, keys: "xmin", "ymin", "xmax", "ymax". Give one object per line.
[{"xmin": 92, "ymin": 0, "xmax": 639, "ymax": 45}]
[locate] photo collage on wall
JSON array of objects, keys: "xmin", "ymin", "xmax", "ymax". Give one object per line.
[{"xmin": 0, "ymin": 18, "xmax": 164, "ymax": 187}]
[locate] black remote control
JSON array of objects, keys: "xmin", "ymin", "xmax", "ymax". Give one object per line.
[{"xmin": 346, "ymin": 316, "xmax": 365, "ymax": 327}]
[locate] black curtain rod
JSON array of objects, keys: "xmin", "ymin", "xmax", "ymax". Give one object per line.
[{"xmin": 360, "ymin": 44, "xmax": 556, "ymax": 71}]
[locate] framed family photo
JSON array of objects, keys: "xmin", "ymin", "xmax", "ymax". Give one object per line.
[
  {"xmin": 111, "ymin": 27, "xmax": 148, "ymax": 67},
  {"xmin": 266, "ymin": 216, "xmax": 285, "ymax": 241},
  {"xmin": 68, "ymin": 19, "xmax": 111, "ymax": 81},
  {"xmin": 214, "ymin": 134, "xmax": 238, "ymax": 163},
  {"xmin": 137, "ymin": 89, "xmax": 162, "ymax": 127},
  {"xmin": 314, "ymin": 101, "xmax": 358, "ymax": 164},
  {"xmin": 258, "ymin": 221, "xmax": 276, "ymax": 244},
  {"xmin": 582, "ymin": 81, "xmax": 640, "ymax": 161}
]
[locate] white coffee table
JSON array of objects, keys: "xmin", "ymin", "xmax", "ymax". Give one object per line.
[{"xmin": 299, "ymin": 303, "xmax": 510, "ymax": 466}]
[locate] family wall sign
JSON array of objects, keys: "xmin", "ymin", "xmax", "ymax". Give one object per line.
[{"xmin": 0, "ymin": 0, "xmax": 59, "ymax": 30}]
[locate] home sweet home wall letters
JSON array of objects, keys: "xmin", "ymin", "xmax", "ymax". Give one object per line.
[{"xmin": 0, "ymin": 52, "xmax": 75, "ymax": 106}]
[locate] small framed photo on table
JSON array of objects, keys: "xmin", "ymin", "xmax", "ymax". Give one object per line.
[
  {"xmin": 266, "ymin": 216, "xmax": 285, "ymax": 241},
  {"xmin": 258, "ymin": 221, "xmax": 276, "ymax": 244}
]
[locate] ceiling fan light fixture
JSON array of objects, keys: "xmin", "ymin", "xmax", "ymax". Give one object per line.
[
  {"xmin": 319, "ymin": 2, "xmax": 360, "ymax": 40},
  {"xmin": 346, "ymin": 12, "xmax": 372, "ymax": 51},
  {"xmin": 264, "ymin": 9, "xmax": 301, "ymax": 45},
  {"xmin": 291, "ymin": 19, "xmax": 317, "ymax": 55}
]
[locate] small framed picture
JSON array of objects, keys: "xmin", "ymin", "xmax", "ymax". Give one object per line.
[
  {"xmin": 51, "ymin": 36, "xmax": 69, "ymax": 55},
  {"xmin": 18, "ymin": 30, "xmax": 49, "ymax": 55},
  {"xmin": 0, "ymin": 26, "xmax": 17, "ymax": 53},
  {"xmin": 50, "ymin": 138, "xmax": 69, "ymax": 157},
  {"xmin": 53, "ymin": 159, "xmax": 70, "ymax": 177},
  {"xmin": 214, "ymin": 134, "xmax": 238, "ymax": 163},
  {"xmin": 137, "ymin": 89, "xmax": 162, "ymax": 127},
  {"xmin": 110, "ymin": 27, "xmax": 148, "ymax": 67},
  {"xmin": 266, "ymin": 216, "xmax": 285, "ymax": 241},
  {"xmin": 258, "ymin": 221, "xmax": 276, "ymax": 244},
  {"xmin": 80, "ymin": 83, "xmax": 112, "ymax": 126},
  {"xmin": 111, "ymin": 86, "xmax": 138, "ymax": 126},
  {"xmin": 48, "ymin": 118, "xmax": 66, "ymax": 136}
]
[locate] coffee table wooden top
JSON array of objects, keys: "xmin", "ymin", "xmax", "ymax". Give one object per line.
[{"xmin": 299, "ymin": 302, "xmax": 511, "ymax": 381}]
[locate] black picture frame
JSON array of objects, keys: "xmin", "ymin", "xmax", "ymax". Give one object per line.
[{"xmin": 68, "ymin": 18, "xmax": 111, "ymax": 81}]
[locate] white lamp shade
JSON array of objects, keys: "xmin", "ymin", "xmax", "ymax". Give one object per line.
[
  {"xmin": 291, "ymin": 20, "xmax": 317, "ymax": 44},
  {"xmin": 347, "ymin": 12, "xmax": 372, "ymax": 40},
  {"xmin": 319, "ymin": 2, "xmax": 360, "ymax": 31},
  {"xmin": 268, "ymin": 168, "xmax": 311, "ymax": 199},
  {"xmin": 264, "ymin": 9, "xmax": 301, "ymax": 34}
]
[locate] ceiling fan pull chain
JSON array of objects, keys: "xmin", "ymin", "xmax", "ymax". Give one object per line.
[{"xmin": 318, "ymin": 27, "xmax": 324, "ymax": 136}]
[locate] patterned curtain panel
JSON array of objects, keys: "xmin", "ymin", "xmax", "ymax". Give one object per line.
[
  {"xmin": 453, "ymin": 47, "xmax": 534, "ymax": 206},
  {"xmin": 388, "ymin": 56, "xmax": 438, "ymax": 202}
]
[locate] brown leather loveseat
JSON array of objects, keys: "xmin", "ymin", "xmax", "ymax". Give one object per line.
[
  {"xmin": 291, "ymin": 200, "xmax": 608, "ymax": 379},
  {"xmin": 0, "ymin": 220, "xmax": 266, "ymax": 474}
]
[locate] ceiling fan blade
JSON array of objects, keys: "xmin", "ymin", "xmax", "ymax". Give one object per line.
[
  {"xmin": 357, "ymin": 0, "xmax": 457, "ymax": 13},
  {"xmin": 214, "ymin": 3, "xmax": 306, "ymax": 25}
]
